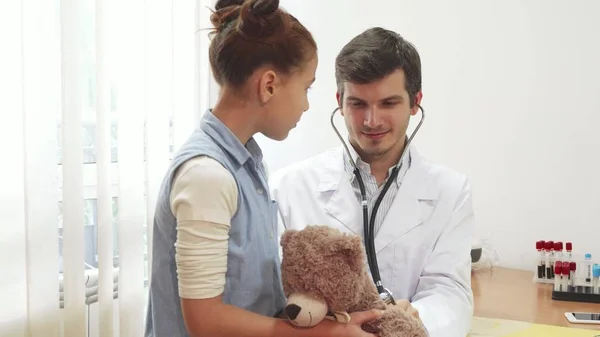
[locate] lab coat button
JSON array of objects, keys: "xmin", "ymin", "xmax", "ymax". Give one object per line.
[{"xmin": 257, "ymin": 188, "xmax": 264, "ymax": 194}]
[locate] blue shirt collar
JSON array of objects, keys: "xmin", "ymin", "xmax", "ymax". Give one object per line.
[{"xmin": 199, "ymin": 109, "xmax": 264, "ymax": 169}]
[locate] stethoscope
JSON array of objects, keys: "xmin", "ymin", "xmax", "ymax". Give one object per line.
[{"xmin": 329, "ymin": 104, "xmax": 426, "ymax": 306}]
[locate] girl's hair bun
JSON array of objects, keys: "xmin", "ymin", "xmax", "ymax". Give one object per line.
[{"xmin": 211, "ymin": 0, "xmax": 282, "ymax": 40}]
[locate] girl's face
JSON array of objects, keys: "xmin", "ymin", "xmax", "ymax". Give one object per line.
[{"xmin": 260, "ymin": 54, "xmax": 318, "ymax": 141}]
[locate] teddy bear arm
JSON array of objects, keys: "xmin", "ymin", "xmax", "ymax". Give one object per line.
[
  {"xmin": 349, "ymin": 297, "xmax": 386, "ymax": 313},
  {"xmin": 352, "ymin": 271, "xmax": 387, "ymax": 312}
]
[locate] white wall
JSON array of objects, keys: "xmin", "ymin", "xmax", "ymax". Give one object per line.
[{"xmin": 250, "ymin": 0, "xmax": 600, "ymax": 271}]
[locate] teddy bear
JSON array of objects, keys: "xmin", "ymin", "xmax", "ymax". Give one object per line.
[{"xmin": 280, "ymin": 225, "xmax": 428, "ymax": 337}]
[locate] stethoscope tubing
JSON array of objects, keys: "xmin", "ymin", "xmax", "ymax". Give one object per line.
[{"xmin": 330, "ymin": 104, "xmax": 426, "ymax": 298}]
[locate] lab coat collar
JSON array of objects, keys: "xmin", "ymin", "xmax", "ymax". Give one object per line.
[
  {"xmin": 318, "ymin": 145, "xmax": 436, "ymax": 199},
  {"xmin": 318, "ymin": 145, "xmax": 438, "ymax": 247},
  {"xmin": 342, "ymin": 137, "xmax": 411, "ymax": 188}
]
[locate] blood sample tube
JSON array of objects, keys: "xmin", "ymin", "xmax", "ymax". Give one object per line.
[
  {"xmin": 584, "ymin": 253, "xmax": 593, "ymax": 283},
  {"xmin": 582, "ymin": 254, "xmax": 593, "ymax": 294},
  {"xmin": 545, "ymin": 241, "xmax": 555, "ymax": 279},
  {"xmin": 553, "ymin": 261, "xmax": 562, "ymax": 292},
  {"xmin": 593, "ymin": 264, "xmax": 600, "ymax": 295},
  {"xmin": 554, "ymin": 241, "xmax": 563, "ymax": 259},
  {"xmin": 536, "ymin": 241, "xmax": 545, "ymax": 279},
  {"xmin": 565, "ymin": 242, "xmax": 572, "ymax": 261},
  {"xmin": 561, "ymin": 262, "xmax": 570, "ymax": 292},
  {"xmin": 569, "ymin": 261, "xmax": 577, "ymax": 292}
]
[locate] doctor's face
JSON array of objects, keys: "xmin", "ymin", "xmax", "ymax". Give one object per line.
[{"xmin": 336, "ymin": 69, "xmax": 422, "ymax": 163}]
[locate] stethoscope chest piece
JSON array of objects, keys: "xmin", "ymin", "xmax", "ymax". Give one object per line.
[{"xmin": 379, "ymin": 287, "xmax": 396, "ymax": 306}]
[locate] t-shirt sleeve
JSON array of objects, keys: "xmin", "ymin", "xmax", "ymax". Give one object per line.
[{"xmin": 169, "ymin": 156, "xmax": 238, "ymax": 299}]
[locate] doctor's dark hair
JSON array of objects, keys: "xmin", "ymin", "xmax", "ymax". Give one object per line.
[
  {"xmin": 209, "ymin": 0, "xmax": 317, "ymax": 90},
  {"xmin": 335, "ymin": 27, "xmax": 422, "ymax": 107}
]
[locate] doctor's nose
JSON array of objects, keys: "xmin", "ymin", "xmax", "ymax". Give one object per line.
[{"xmin": 363, "ymin": 108, "xmax": 382, "ymax": 128}]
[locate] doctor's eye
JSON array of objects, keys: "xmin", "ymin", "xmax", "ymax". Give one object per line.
[
  {"xmin": 348, "ymin": 101, "xmax": 366, "ymax": 108},
  {"xmin": 381, "ymin": 100, "xmax": 400, "ymax": 108}
]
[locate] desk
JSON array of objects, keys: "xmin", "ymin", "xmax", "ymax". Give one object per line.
[{"xmin": 472, "ymin": 267, "xmax": 600, "ymax": 330}]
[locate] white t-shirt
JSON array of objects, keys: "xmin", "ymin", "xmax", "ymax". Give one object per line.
[{"xmin": 170, "ymin": 156, "xmax": 238, "ymax": 299}]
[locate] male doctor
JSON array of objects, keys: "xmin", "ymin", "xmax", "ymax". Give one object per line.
[{"xmin": 269, "ymin": 27, "xmax": 475, "ymax": 337}]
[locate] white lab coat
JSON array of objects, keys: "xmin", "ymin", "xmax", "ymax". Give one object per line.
[{"xmin": 269, "ymin": 145, "xmax": 475, "ymax": 337}]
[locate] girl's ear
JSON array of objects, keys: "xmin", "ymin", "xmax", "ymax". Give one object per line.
[{"xmin": 258, "ymin": 70, "xmax": 277, "ymax": 105}]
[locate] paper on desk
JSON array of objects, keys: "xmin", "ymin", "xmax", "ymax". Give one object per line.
[
  {"xmin": 468, "ymin": 317, "xmax": 531, "ymax": 336},
  {"xmin": 469, "ymin": 316, "xmax": 600, "ymax": 337}
]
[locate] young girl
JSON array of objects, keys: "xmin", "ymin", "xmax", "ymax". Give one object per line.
[{"xmin": 145, "ymin": 0, "xmax": 382, "ymax": 336}]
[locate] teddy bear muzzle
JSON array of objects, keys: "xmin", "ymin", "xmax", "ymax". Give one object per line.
[{"xmin": 284, "ymin": 292, "xmax": 328, "ymax": 327}]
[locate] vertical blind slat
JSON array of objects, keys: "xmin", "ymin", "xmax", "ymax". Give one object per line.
[
  {"xmin": 172, "ymin": 0, "xmax": 196, "ymax": 151},
  {"xmin": 95, "ymin": 0, "xmax": 115, "ymax": 335},
  {"xmin": 196, "ymin": 0, "xmax": 213, "ymax": 119},
  {"xmin": 22, "ymin": 0, "xmax": 61, "ymax": 335},
  {"xmin": 0, "ymin": 1, "xmax": 28, "ymax": 336},
  {"xmin": 145, "ymin": 0, "xmax": 174, "ymax": 277},
  {"xmin": 115, "ymin": 1, "xmax": 147, "ymax": 335},
  {"xmin": 60, "ymin": 0, "xmax": 87, "ymax": 335}
]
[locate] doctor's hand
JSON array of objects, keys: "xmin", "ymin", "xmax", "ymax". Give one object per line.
[
  {"xmin": 395, "ymin": 299, "xmax": 421, "ymax": 322},
  {"xmin": 318, "ymin": 309, "xmax": 383, "ymax": 337}
]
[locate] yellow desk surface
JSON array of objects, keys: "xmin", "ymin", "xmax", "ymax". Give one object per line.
[{"xmin": 469, "ymin": 267, "xmax": 599, "ymax": 336}]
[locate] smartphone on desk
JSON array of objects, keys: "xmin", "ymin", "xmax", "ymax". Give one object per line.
[{"xmin": 564, "ymin": 312, "xmax": 600, "ymax": 324}]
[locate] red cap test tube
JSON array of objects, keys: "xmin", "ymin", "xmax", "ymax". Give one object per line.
[
  {"xmin": 566, "ymin": 242, "xmax": 573, "ymax": 260},
  {"xmin": 554, "ymin": 261, "xmax": 563, "ymax": 291},
  {"xmin": 562, "ymin": 262, "xmax": 570, "ymax": 275},
  {"xmin": 561, "ymin": 262, "xmax": 571, "ymax": 291},
  {"xmin": 536, "ymin": 241, "xmax": 546, "ymax": 278},
  {"xmin": 555, "ymin": 241, "xmax": 563, "ymax": 251}
]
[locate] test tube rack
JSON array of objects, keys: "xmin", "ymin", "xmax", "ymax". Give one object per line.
[
  {"xmin": 532, "ymin": 240, "xmax": 600, "ymax": 304},
  {"xmin": 549, "ymin": 264, "xmax": 600, "ymax": 304},
  {"xmin": 552, "ymin": 290, "xmax": 600, "ymax": 304}
]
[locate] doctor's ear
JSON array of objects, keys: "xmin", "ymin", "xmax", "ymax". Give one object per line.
[
  {"xmin": 410, "ymin": 91, "xmax": 423, "ymax": 116},
  {"xmin": 335, "ymin": 92, "xmax": 343, "ymax": 115}
]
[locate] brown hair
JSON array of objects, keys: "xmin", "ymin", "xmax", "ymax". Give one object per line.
[
  {"xmin": 335, "ymin": 27, "xmax": 422, "ymax": 107},
  {"xmin": 209, "ymin": 0, "xmax": 317, "ymax": 89}
]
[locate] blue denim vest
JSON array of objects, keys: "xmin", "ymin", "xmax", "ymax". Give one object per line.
[{"xmin": 145, "ymin": 110, "xmax": 286, "ymax": 336}]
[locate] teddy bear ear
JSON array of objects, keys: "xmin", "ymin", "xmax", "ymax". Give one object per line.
[
  {"xmin": 333, "ymin": 235, "xmax": 364, "ymax": 266},
  {"xmin": 280, "ymin": 229, "xmax": 298, "ymax": 248}
]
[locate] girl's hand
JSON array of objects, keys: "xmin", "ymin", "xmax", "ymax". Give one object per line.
[{"xmin": 324, "ymin": 309, "xmax": 383, "ymax": 337}]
